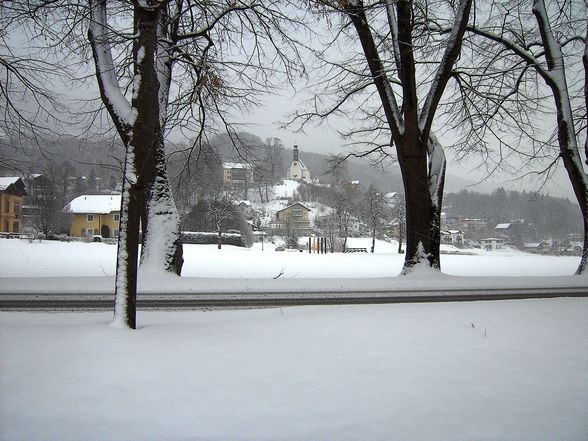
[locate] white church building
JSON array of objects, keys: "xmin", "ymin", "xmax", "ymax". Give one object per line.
[{"xmin": 287, "ymin": 145, "xmax": 313, "ymax": 184}]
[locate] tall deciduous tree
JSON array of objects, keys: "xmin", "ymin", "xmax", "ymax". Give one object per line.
[
  {"xmin": 297, "ymin": 0, "xmax": 472, "ymax": 273},
  {"xmin": 86, "ymin": 0, "xmax": 306, "ymax": 327},
  {"xmin": 461, "ymin": 0, "xmax": 588, "ymax": 274},
  {"xmin": 363, "ymin": 184, "xmax": 385, "ymax": 253},
  {"xmin": 8, "ymin": 0, "xmax": 305, "ymax": 328}
]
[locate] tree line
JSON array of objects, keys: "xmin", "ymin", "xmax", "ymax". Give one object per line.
[{"xmin": 445, "ymin": 188, "xmax": 583, "ymax": 242}]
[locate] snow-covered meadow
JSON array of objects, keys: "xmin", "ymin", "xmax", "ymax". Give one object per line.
[
  {"xmin": 0, "ymin": 236, "xmax": 583, "ymax": 279},
  {"xmin": 1, "ymin": 238, "xmax": 587, "ymax": 440},
  {"xmin": 2, "ymin": 299, "xmax": 587, "ymax": 441}
]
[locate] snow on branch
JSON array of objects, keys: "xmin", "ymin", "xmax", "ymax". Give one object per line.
[
  {"xmin": 344, "ymin": 0, "xmax": 404, "ymax": 140},
  {"xmin": 88, "ymin": 0, "xmax": 133, "ymax": 131},
  {"xmin": 427, "ymin": 133, "xmax": 446, "ymax": 209},
  {"xmin": 384, "ymin": 1, "xmax": 402, "ymax": 71},
  {"xmin": 465, "ymin": 25, "xmax": 552, "ymax": 86},
  {"xmin": 418, "ymin": 0, "xmax": 472, "ymax": 141},
  {"xmin": 582, "ymin": 28, "xmax": 588, "ymax": 165}
]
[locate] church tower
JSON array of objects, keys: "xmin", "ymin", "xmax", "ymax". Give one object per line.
[{"xmin": 287, "ymin": 144, "xmax": 311, "ymax": 183}]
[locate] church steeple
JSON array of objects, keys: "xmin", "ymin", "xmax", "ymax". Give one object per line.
[{"xmin": 287, "ymin": 144, "xmax": 312, "ymax": 183}]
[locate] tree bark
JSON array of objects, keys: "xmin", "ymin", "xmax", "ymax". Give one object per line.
[
  {"xmin": 113, "ymin": 152, "xmax": 140, "ymax": 329},
  {"xmin": 344, "ymin": 0, "xmax": 458, "ymax": 272},
  {"xmin": 89, "ymin": 1, "xmax": 184, "ymax": 328},
  {"xmin": 533, "ymin": 0, "xmax": 588, "ymax": 274}
]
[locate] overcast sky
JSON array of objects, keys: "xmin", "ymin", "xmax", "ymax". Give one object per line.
[
  {"xmin": 5, "ymin": 11, "xmax": 577, "ymax": 201},
  {"xmin": 234, "ymin": 85, "xmax": 577, "ymax": 200}
]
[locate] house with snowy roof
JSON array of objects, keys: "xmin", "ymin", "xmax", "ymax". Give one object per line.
[
  {"xmin": 0, "ymin": 177, "xmax": 27, "ymax": 234},
  {"xmin": 64, "ymin": 194, "xmax": 121, "ymax": 238},
  {"xmin": 441, "ymin": 229, "xmax": 464, "ymax": 246}
]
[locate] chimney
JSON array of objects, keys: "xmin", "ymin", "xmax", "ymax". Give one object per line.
[{"xmin": 293, "ymin": 144, "xmax": 299, "ymax": 162}]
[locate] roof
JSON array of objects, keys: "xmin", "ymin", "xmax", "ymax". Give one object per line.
[
  {"xmin": 481, "ymin": 237, "xmax": 505, "ymax": 241},
  {"xmin": 495, "ymin": 223, "xmax": 512, "ymax": 229},
  {"xmin": 523, "ymin": 242, "xmax": 548, "ymax": 248},
  {"xmin": 0, "ymin": 177, "xmax": 27, "ymax": 196},
  {"xmin": 64, "ymin": 194, "xmax": 122, "ymax": 214},
  {"xmin": 291, "ymin": 159, "xmax": 309, "ymax": 170},
  {"xmin": 223, "ymin": 162, "xmax": 252, "ymax": 169},
  {"xmin": 277, "ymin": 202, "xmax": 311, "ymax": 213},
  {"xmin": 0, "ymin": 177, "xmax": 20, "ymax": 191}
]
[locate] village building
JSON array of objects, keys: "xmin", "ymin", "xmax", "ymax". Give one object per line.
[
  {"xmin": 268, "ymin": 202, "xmax": 312, "ymax": 236},
  {"xmin": 480, "ymin": 237, "xmax": 505, "ymax": 251},
  {"xmin": 64, "ymin": 194, "xmax": 121, "ymax": 238},
  {"xmin": 0, "ymin": 177, "xmax": 27, "ymax": 234},
  {"xmin": 222, "ymin": 163, "xmax": 255, "ymax": 187},
  {"xmin": 495, "ymin": 222, "xmax": 513, "ymax": 235},
  {"xmin": 287, "ymin": 145, "xmax": 312, "ymax": 184},
  {"xmin": 441, "ymin": 229, "xmax": 465, "ymax": 246}
]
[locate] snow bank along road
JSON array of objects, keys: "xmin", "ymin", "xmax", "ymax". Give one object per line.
[{"xmin": 2, "ymin": 286, "xmax": 587, "ymax": 310}]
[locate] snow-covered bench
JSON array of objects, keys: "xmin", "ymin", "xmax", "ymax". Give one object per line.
[{"xmin": 344, "ymin": 247, "xmax": 368, "ymax": 253}]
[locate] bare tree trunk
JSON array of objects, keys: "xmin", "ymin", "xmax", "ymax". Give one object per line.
[
  {"xmin": 343, "ymin": 0, "xmax": 469, "ymax": 272},
  {"xmin": 112, "ymin": 152, "xmax": 140, "ymax": 329},
  {"xmin": 140, "ymin": 133, "xmax": 183, "ymax": 275},
  {"xmin": 533, "ymin": 0, "xmax": 588, "ymax": 274},
  {"xmin": 89, "ymin": 0, "xmax": 183, "ymax": 328}
]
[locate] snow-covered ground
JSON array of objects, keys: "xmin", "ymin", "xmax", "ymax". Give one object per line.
[
  {"xmin": 2, "ymin": 299, "xmax": 587, "ymax": 440},
  {"xmin": 0, "ymin": 236, "xmax": 583, "ymax": 279},
  {"xmin": 1, "ymin": 237, "xmax": 586, "ymax": 294},
  {"xmin": 1, "ymin": 238, "xmax": 587, "ymax": 440}
]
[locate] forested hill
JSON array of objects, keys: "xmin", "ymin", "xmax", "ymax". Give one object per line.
[
  {"xmin": 0, "ymin": 133, "xmax": 545, "ymax": 197},
  {"xmin": 444, "ymin": 188, "xmax": 582, "ymax": 239}
]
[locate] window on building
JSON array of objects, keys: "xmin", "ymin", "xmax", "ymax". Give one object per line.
[
  {"xmin": 113, "ymin": 214, "xmax": 120, "ymax": 222},
  {"xmin": 5, "ymin": 200, "xmax": 9, "ymax": 213},
  {"xmin": 87, "ymin": 214, "xmax": 94, "ymax": 222},
  {"xmin": 292, "ymin": 209, "xmax": 303, "ymax": 218},
  {"xmin": 13, "ymin": 202, "xmax": 21, "ymax": 214},
  {"xmin": 13, "ymin": 221, "xmax": 19, "ymax": 233},
  {"xmin": 113, "ymin": 229, "xmax": 119, "ymax": 237}
]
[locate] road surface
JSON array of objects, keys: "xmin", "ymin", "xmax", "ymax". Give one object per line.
[{"xmin": 1, "ymin": 286, "xmax": 587, "ymax": 310}]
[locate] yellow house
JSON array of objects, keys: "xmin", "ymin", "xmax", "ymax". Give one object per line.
[
  {"xmin": 0, "ymin": 177, "xmax": 27, "ymax": 234},
  {"xmin": 64, "ymin": 194, "xmax": 121, "ymax": 238}
]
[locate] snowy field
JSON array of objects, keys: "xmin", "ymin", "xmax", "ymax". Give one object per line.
[
  {"xmin": 1, "ymin": 238, "xmax": 588, "ymax": 440},
  {"xmin": 0, "ymin": 236, "xmax": 583, "ymax": 279},
  {"xmin": 1, "ymin": 299, "xmax": 587, "ymax": 440},
  {"xmin": 1, "ymin": 237, "xmax": 587, "ymax": 294}
]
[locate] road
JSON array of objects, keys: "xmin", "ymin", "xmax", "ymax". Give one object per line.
[{"xmin": 1, "ymin": 286, "xmax": 587, "ymax": 310}]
